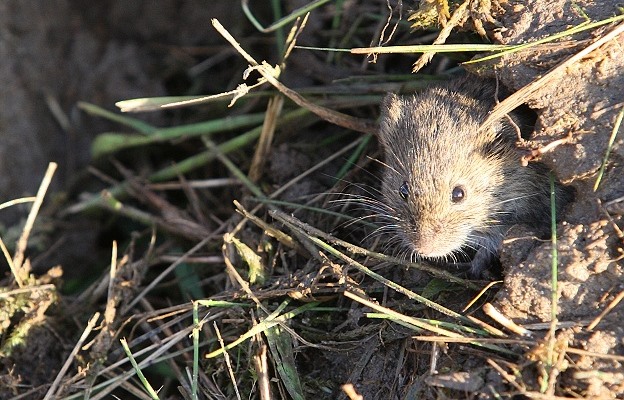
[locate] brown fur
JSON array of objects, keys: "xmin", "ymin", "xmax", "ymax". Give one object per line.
[{"xmin": 377, "ymin": 77, "xmax": 573, "ymax": 275}]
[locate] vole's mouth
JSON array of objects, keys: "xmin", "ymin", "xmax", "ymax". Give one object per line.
[
  {"xmin": 415, "ymin": 246, "xmax": 460, "ymax": 259},
  {"xmin": 400, "ymin": 221, "xmax": 473, "ymax": 260},
  {"xmin": 407, "ymin": 234, "xmax": 465, "ymax": 259}
]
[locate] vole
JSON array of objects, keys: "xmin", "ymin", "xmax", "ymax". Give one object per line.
[{"xmin": 376, "ymin": 77, "xmax": 573, "ymax": 276}]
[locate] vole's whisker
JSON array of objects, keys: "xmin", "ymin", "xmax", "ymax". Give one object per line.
[
  {"xmin": 374, "ymin": 155, "xmax": 403, "ymax": 179},
  {"xmin": 365, "ymin": 226, "xmax": 398, "ymax": 242}
]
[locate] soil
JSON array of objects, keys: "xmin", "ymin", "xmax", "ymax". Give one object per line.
[
  {"xmin": 0, "ymin": 1, "xmax": 622, "ymax": 399},
  {"xmin": 492, "ymin": 2, "xmax": 624, "ymax": 396}
]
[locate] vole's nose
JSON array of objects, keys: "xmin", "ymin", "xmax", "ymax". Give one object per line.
[{"xmin": 408, "ymin": 222, "xmax": 452, "ymax": 257}]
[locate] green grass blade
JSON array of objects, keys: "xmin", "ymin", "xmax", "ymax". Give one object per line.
[
  {"xmin": 65, "ymin": 108, "xmax": 312, "ymax": 215},
  {"xmin": 92, "ymin": 113, "xmax": 267, "ymax": 157},
  {"xmin": 242, "ymin": 0, "xmax": 332, "ymax": 33},
  {"xmin": 265, "ymin": 324, "xmax": 306, "ymax": 400},
  {"xmin": 549, "ymin": 173, "xmax": 558, "ymax": 325},
  {"xmin": 78, "ymin": 102, "xmax": 156, "ymax": 134},
  {"xmin": 466, "ymin": 14, "xmax": 624, "ymax": 64},
  {"xmin": 120, "ymin": 338, "xmax": 160, "ymax": 400},
  {"xmin": 350, "ymin": 43, "xmax": 510, "ymax": 54},
  {"xmin": 205, "ymin": 301, "xmax": 319, "ymax": 359}
]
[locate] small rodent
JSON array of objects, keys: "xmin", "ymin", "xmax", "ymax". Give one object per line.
[{"xmin": 376, "ymin": 77, "xmax": 573, "ymax": 276}]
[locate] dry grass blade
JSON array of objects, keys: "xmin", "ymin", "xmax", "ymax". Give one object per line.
[
  {"xmin": 348, "ymin": 292, "xmax": 515, "ymax": 355},
  {"xmin": 77, "ymin": 325, "xmax": 196, "ymax": 400},
  {"xmin": 116, "ymin": 86, "xmax": 260, "ymax": 112},
  {"xmin": 587, "ymin": 290, "xmax": 624, "ymax": 330},
  {"xmin": 234, "ymin": 200, "xmax": 305, "ymax": 254},
  {"xmin": 213, "ymin": 322, "xmax": 242, "ymax": 400},
  {"xmin": 346, "ymin": 291, "xmax": 463, "ymax": 338},
  {"xmin": 204, "ymin": 301, "xmax": 319, "ymax": 359},
  {"xmin": 43, "ymin": 313, "xmax": 101, "ymax": 400},
  {"xmin": 0, "ymin": 196, "xmax": 36, "ymax": 211},
  {"xmin": 252, "ymin": 62, "xmax": 377, "ymax": 134},
  {"xmin": 211, "ymin": 18, "xmax": 377, "ymax": 135},
  {"xmin": 105, "ymin": 240, "xmax": 119, "ymax": 324},
  {"xmin": 487, "ymin": 359, "xmax": 525, "ymax": 392},
  {"xmin": 12, "ymin": 162, "xmax": 57, "ymax": 278},
  {"xmin": 483, "ymin": 303, "xmax": 533, "ymax": 336},
  {"xmin": 222, "ymin": 233, "xmax": 270, "ymax": 314},
  {"xmin": 226, "ymin": 233, "xmax": 266, "ymax": 285},
  {"xmin": 463, "ymin": 280, "xmax": 502, "ymax": 312},
  {"xmin": 411, "ymin": 0, "xmax": 469, "ymax": 73},
  {"xmin": 351, "ymin": 43, "xmax": 509, "ymax": 54},
  {"xmin": 0, "ymin": 237, "xmax": 20, "ymax": 287},
  {"xmin": 253, "ymin": 345, "xmax": 272, "ymax": 400},
  {"xmin": 249, "ymin": 95, "xmax": 283, "ymax": 182},
  {"xmin": 593, "ymin": 105, "xmax": 624, "ymax": 191}
]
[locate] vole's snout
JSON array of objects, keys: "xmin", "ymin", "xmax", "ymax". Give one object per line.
[{"xmin": 405, "ymin": 220, "xmax": 454, "ymax": 258}]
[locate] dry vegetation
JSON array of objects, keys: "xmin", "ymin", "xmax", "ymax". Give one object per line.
[{"xmin": 1, "ymin": 1, "xmax": 623, "ymax": 399}]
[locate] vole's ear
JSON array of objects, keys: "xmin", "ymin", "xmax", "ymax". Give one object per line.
[{"xmin": 379, "ymin": 94, "xmax": 403, "ymax": 137}]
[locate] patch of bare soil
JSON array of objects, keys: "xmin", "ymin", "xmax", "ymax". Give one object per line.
[{"xmin": 491, "ymin": 1, "xmax": 624, "ymax": 396}]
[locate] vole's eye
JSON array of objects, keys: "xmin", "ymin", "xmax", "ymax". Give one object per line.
[
  {"xmin": 399, "ymin": 181, "xmax": 409, "ymax": 200},
  {"xmin": 451, "ymin": 186, "xmax": 466, "ymax": 203}
]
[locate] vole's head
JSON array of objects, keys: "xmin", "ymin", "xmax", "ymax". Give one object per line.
[{"xmin": 377, "ymin": 91, "xmax": 513, "ymax": 261}]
